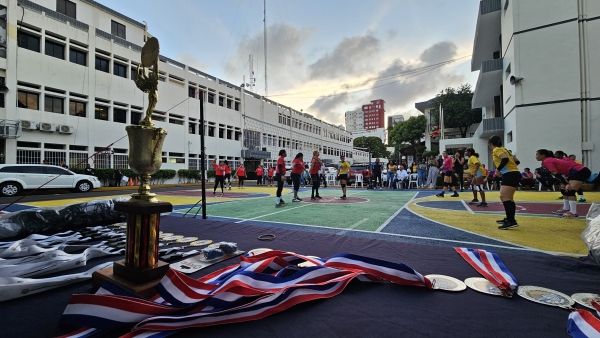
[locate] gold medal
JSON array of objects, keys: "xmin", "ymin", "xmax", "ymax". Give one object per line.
[
  {"xmin": 426, "ymin": 274, "xmax": 466, "ymax": 292},
  {"xmin": 176, "ymin": 237, "xmax": 199, "ymax": 243},
  {"xmin": 571, "ymin": 293, "xmax": 600, "ymax": 310},
  {"xmin": 189, "ymin": 240, "xmax": 213, "ymax": 247},
  {"xmin": 159, "ymin": 232, "xmax": 174, "ymax": 238},
  {"xmin": 465, "ymin": 277, "xmax": 504, "ymax": 296},
  {"xmin": 517, "ymin": 286, "xmax": 574, "ymax": 308},
  {"xmin": 162, "ymin": 235, "xmax": 183, "ymax": 242}
]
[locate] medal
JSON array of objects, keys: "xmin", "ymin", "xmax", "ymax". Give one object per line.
[
  {"xmin": 189, "ymin": 240, "xmax": 213, "ymax": 247},
  {"xmin": 571, "ymin": 293, "xmax": 600, "ymax": 310},
  {"xmin": 517, "ymin": 286, "xmax": 575, "ymax": 308},
  {"xmin": 159, "ymin": 233, "xmax": 174, "ymax": 238},
  {"xmin": 425, "ymin": 274, "xmax": 466, "ymax": 292},
  {"xmin": 161, "ymin": 235, "xmax": 183, "ymax": 241},
  {"xmin": 465, "ymin": 277, "xmax": 504, "ymax": 296},
  {"xmin": 176, "ymin": 237, "xmax": 199, "ymax": 243}
]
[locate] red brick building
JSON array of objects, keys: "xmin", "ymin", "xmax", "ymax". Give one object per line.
[{"xmin": 361, "ymin": 99, "xmax": 385, "ymax": 130}]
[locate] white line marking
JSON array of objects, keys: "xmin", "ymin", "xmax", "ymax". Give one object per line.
[
  {"xmin": 336, "ymin": 218, "xmax": 369, "ymax": 236},
  {"xmin": 461, "ymin": 200, "xmax": 475, "ymax": 214},
  {"xmin": 234, "ymin": 204, "xmax": 312, "ymax": 223},
  {"xmin": 204, "ymin": 215, "xmax": 582, "ymax": 256},
  {"xmin": 375, "ymin": 192, "xmax": 419, "ymax": 232}
]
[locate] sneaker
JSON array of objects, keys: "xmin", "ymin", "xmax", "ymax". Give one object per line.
[
  {"xmin": 340, "ymin": 195, "xmax": 347, "ymax": 200},
  {"xmin": 560, "ymin": 212, "xmax": 579, "ymax": 219},
  {"xmin": 280, "ymin": 199, "xmax": 286, "ymax": 204},
  {"xmin": 557, "ymin": 196, "xmax": 563, "ymax": 200},
  {"xmin": 311, "ymin": 197, "xmax": 316, "ymax": 200},
  {"xmin": 451, "ymin": 193, "xmax": 459, "ymax": 197},
  {"xmin": 292, "ymin": 198, "xmax": 301, "ymax": 202},
  {"xmin": 579, "ymin": 198, "xmax": 587, "ymax": 203},
  {"xmin": 552, "ymin": 209, "xmax": 569, "ymax": 215},
  {"xmin": 498, "ymin": 220, "xmax": 519, "ymax": 230},
  {"xmin": 496, "ymin": 218, "xmax": 507, "ymax": 224},
  {"xmin": 213, "ymin": 192, "xmax": 216, "ymax": 196},
  {"xmin": 316, "ymin": 195, "xmax": 322, "ymax": 199},
  {"xmin": 275, "ymin": 203, "xmax": 283, "ymax": 208},
  {"xmin": 477, "ymin": 202, "xmax": 488, "ymax": 207},
  {"xmin": 469, "ymin": 199, "xmax": 479, "ymax": 205},
  {"xmin": 436, "ymin": 193, "xmax": 444, "ymax": 197}
]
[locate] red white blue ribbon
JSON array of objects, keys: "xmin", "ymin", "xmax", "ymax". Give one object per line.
[
  {"xmin": 455, "ymin": 247, "xmax": 518, "ymax": 294},
  {"xmin": 59, "ymin": 251, "xmax": 431, "ymax": 337},
  {"xmin": 568, "ymin": 309, "xmax": 600, "ymax": 338}
]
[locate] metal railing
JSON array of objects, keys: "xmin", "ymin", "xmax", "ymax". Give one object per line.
[
  {"xmin": 18, "ymin": 0, "xmax": 89, "ymax": 32},
  {"xmin": 474, "ymin": 117, "xmax": 504, "ymax": 138},
  {"xmin": 481, "ymin": 58, "xmax": 503, "ymax": 73}
]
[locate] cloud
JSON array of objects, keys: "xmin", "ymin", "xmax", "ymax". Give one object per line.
[
  {"xmin": 308, "ymin": 92, "xmax": 349, "ymax": 121},
  {"xmin": 176, "ymin": 52, "xmax": 208, "ymax": 71},
  {"xmin": 387, "ymin": 29, "xmax": 398, "ymax": 40},
  {"xmin": 419, "ymin": 41, "xmax": 458, "ymax": 65},
  {"xmin": 308, "ymin": 34, "xmax": 381, "ymax": 80}
]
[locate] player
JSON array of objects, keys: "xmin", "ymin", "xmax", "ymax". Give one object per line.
[
  {"xmin": 338, "ymin": 155, "xmax": 350, "ymax": 199},
  {"xmin": 436, "ymin": 151, "xmax": 459, "ymax": 198},
  {"xmin": 465, "ymin": 148, "xmax": 487, "ymax": 207},
  {"xmin": 275, "ymin": 150, "xmax": 287, "ymax": 207},
  {"xmin": 489, "ymin": 136, "xmax": 521, "ymax": 229}
]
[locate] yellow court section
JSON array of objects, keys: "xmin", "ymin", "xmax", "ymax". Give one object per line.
[{"xmin": 408, "ymin": 191, "xmax": 600, "ymax": 255}]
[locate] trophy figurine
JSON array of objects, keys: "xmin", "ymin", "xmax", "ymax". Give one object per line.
[{"xmin": 92, "ymin": 37, "xmax": 173, "ymax": 295}]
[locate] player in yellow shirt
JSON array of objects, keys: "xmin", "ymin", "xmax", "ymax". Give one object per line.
[
  {"xmin": 489, "ymin": 135, "xmax": 521, "ymax": 230},
  {"xmin": 338, "ymin": 155, "xmax": 351, "ymax": 200},
  {"xmin": 465, "ymin": 148, "xmax": 487, "ymax": 207}
]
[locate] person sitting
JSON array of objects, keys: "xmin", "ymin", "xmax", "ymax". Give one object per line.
[
  {"xmin": 535, "ymin": 166, "xmax": 557, "ymax": 191},
  {"xmin": 593, "ymin": 171, "xmax": 600, "ymax": 191},
  {"xmin": 396, "ymin": 165, "xmax": 409, "ymax": 189},
  {"xmin": 520, "ymin": 168, "xmax": 535, "ymax": 190}
]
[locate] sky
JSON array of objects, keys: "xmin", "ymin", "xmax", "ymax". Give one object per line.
[{"xmin": 99, "ymin": 0, "xmax": 481, "ymax": 126}]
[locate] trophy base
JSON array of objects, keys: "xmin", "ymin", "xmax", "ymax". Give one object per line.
[
  {"xmin": 91, "ymin": 260, "xmax": 170, "ymax": 297},
  {"xmin": 129, "ymin": 193, "xmax": 159, "ymax": 203}
]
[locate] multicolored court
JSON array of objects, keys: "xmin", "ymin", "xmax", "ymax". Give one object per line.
[{"xmin": 4, "ymin": 186, "xmax": 598, "ymax": 256}]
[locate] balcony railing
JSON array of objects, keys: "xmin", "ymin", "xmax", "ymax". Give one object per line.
[
  {"xmin": 481, "ymin": 0, "xmax": 501, "ymax": 15},
  {"xmin": 474, "ymin": 117, "xmax": 504, "ymax": 138},
  {"xmin": 18, "ymin": 0, "xmax": 89, "ymax": 32},
  {"xmin": 95, "ymin": 29, "xmax": 142, "ymax": 52},
  {"xmin": 481, "ymin": 58, "xmax": 503, "ymax": 73}
]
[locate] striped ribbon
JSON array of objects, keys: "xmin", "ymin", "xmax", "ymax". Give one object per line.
[
  {"xmin": 455, "ymin": 247, "xmax": 518, "ymax": 295},
  {"xmin": 59, "ymin": 251, "xmax": 431, "ymax": 337},
  {"xmin": 568, "ymin": 309, "xmax": 600, "ymax": 338}
]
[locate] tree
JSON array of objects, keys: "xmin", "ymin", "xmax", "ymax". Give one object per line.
[
  {"xmin": 353, "ymin": 136, "xmax": 390, "ymax": 159},
  {"xmin": 389, "ymin": 115, "xmax": 427, "ymax": 146},
  {"xmin": 429, "ymin": 84, "xmax": 482, "ymax": 138}
]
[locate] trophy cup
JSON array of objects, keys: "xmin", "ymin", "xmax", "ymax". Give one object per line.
[{"xmin": 92, "ymin": 37, "xmax": 173, "ymax": 295}]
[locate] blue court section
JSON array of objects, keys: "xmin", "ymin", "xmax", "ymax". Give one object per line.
[{"xmin": 415, "ymin": 200, "xmax": 468, "ymax": 211}]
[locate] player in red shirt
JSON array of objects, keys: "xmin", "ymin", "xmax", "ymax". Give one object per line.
[
  {"xmin": 212, "ymin": 158, "xmax": 226, "ymax": 196},
  {"xmin": 236, "ymin": 164, "xmax": 246, "ymax": 189},
  {"xmin": 267, "ymin": 165, "xmax": 275, "ymax": 187},
  {"xmin": 290, "ymin": 153, "xmax": 304, "ymax": 202},
  {"xmin": 275, "ymin": 149, "xmax": 287, "ymax": 207},
  {"xmin": 436, "ymin": 151, "xmax": 459, "ymax": 198},
  {"xmin": 310, "ymin": 150, "xmax": 323, "ymax": 200},
  {"xmin": 224, "ymin": 160, "xmax": 232, "ymax": 190},
  {"xmin": 256, "ymin": 165, "xmax": 264, "ymax": 186}
]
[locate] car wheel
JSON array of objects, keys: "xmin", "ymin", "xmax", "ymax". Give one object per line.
[
  {"xmin": 76, "ymin": 180, "xmax": 92, "ymax": 193},
  {"xmin": 0, "ymin": 182, "xmax": 21, "ymax": 197}
]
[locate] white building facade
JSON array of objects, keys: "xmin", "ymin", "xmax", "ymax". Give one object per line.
[
  {"xmin": 344, "ymin": 108, "xmax": 363, "ymax": 132},
  {"xmin": 0, "ymin": 0, "xmax": 355, "ymax": 177},
  {"xmin": 470, "ymin": 0, "xmax": 600, "ymax": 171}
]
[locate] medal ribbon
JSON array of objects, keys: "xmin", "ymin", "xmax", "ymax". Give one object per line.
[
  {"xmin": 59, "ymin": 251, "xmax": 431, "ymax": 337},
  {"xmin": 455, "ymin": 247, "xmax": 518, "ymax": 295},
  {"xmin": 568, "ymin": 309, "xmax": 600, "ymax": 338}
]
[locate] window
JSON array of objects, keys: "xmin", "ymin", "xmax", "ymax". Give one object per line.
[
  {"xmin": 17, "ymin": 91, "xmax": 39, "ymax": 110},
  {"xmin": 208, "ymin": 125, "xmax": 215, "ymax": 137},
  {"xmin": 226, "ymin": 99, "xmax": 232, "ymax": 109},
  {"xmin": 17, "ymin": 32, "xmax": 40, "ymax": 52},
  {"xmin": 95, "ymin": 56, "xmax": 109, "ymax": 73},
  {"xmin": 131, "ymin": 111, "xmax": 142, "ymax": 125},
  {"xmin": 218, "ymin": 96, "xmax": 224, "ymax": 107},
  {"xmin": 188, "ymin": 123, "xmax": 196, "ymax": 134},
  {"xmin": 114, "ymin": 108, "xmax": 126, "ymax": 123},
  {"xmin": 69, "ymin": 101, "xmax": 86, "ymax": 117},
  {"xmin": 44, "ymin": 96, "xmax": 63, "ymax": 114},
  {"xmin": 234, "ymin": 101, "xmax": 240, "ymax": 111},
  {"xmin": 0, "ymin": 77, "xmax": 4, "ymax": 108},
  {"xmin": 70, "ymin": 49, "xmax": 86, "ymax": 66},
  {"xmin": 95, "ymin": 105, "xmax": 108, "ymax": 121},
  {"xmin": 188, "ymin": 87, "xmax": 196, "ymax": 98},
  {"xmin": 113, "ymin": 62, "xmax": 127, "ymax": 78},
  {"xmin": 45, "ymin": 40, "xmax": 64, "ymax": 59},
  {"xmin": 207, "ymin": 92, "xmax": 215, "ymax": 104},
  {"xmin": 111, "ymin": 20, "xmax": 126, "ymax": 39},
  {"xmin": 56, "ymin": 0, "xmax": 76, "ymax": 19}
]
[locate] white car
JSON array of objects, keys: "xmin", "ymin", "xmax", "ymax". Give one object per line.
[{"xmin": 0, "ymin": 164, "xmax": 101, "ymax": 196}]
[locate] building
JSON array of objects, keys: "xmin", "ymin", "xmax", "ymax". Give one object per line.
[
  {"xmin": 350, "ymin": 128, "xmax": 386, "ymax": 144},
  {"xmin": 344, "ymin": 108, "xmax": 363, "ymax": 132},
  {"xmin": 387, "ymin": 114, "xmax": 404, "ymax": 142},
  {"xmin": 419, "ymin": 0, "xmax": 600, "ymax": 172},
  {"xmin": 0, "ymin": 0, "xmax": 356, "ymax": 180},
  {"xmin": 362, "ymin": 99, "xmax": 385, "ymax": 130}
]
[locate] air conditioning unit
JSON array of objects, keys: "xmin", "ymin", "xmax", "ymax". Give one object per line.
[
  {"xmin": 38, "ymin": 123, "xmax": 55, "ymax": 132},
  {"xmin": 20, "ymin": 120, "xmax": 37, "ymax": 130},
  {"xmin": 57, "ymin": 125, "xmax": 74, "ymax": 134}
]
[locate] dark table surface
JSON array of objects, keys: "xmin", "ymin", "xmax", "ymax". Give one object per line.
[{"xmin": 1, "ymin": 216, "xmax": 599, "ymax": 338}]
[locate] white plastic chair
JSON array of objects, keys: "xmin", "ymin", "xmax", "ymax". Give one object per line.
[
  {"xmin": 353, "ymin": 174, "xmax": 364, "ymax": 188},
  {"xmin": 326, "ymin": 173, "xmax": 337, "ymax": 186},
  {"xmin": 538, "ymin": 181, "xmax": 555, "ymax": 191},
  {"xmin": 408, "ymin": 173, "xmax": 418, "ymax": 189}
]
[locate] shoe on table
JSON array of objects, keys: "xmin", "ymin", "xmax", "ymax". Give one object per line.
[
  {"xmin": 469, "ymin": 199, "xmax": 479, "ymax": 205},
  {"xmin": 436, "ymin": 193, "xmax": 444, "ymax": 197},
  {"xmin": 451, "ymin": 193, "xmax": 460, "ymax": 197},
  {"xmin": 552, "ymin": 209, "xmax": 568, "ymax": 215},
  {"xmin": 477, "ymin": 202, "xmax": 488, "ymax": 207},
  {"xmin": 498, "ymin": 220, "xmax": 519, "ymax": 230},
  {"xmin": 560, "ymin": 212, "xmax": 579, "ymax": 219},
  {"xmin": 579, "ymin": 198, "xmax": 587, "ymax": 203},
  {"xmin": 496, "ymin": 218, "xmax": 507, "ymax": 224}
]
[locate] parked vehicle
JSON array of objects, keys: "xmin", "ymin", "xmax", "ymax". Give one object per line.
[
  {"xmin": 0, "ymin": 164, "xmax": 101, "ymax": 196},
  {"xmin": 348, "ymin": 164, "xmax": 371, "ymax": 185}
]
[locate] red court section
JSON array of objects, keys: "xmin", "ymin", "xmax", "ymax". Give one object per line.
[
  {"xmin": 160, "ymin": 190, "xmax": 270, "ymax": 198},
  {"xmin": 468, "ymin": 201, "xmax": 591, "ymax": 216}
]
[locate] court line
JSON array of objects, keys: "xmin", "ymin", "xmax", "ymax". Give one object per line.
[
  {"xmin": 375, "ymin": 192, "xmax": 419, "ymax": 232},
  {"xmin": 203, "ymin": 215, "xmax": 581, "ymax": 256},
  {"xmin": 461, "ymin": 200, "xmax": 475, "ymax": 214},
  {"xmin": 336, "ymin": 218, "xmax": 369, "ymax": 236}
]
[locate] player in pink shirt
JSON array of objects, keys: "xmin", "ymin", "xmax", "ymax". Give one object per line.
[
  {"xmin": 436, "ymin": 151, "xmax": 459, "ymax": 198},
  {"xmin": 536, "ymin": 149, "xmax": 591, "ymax": 218}
]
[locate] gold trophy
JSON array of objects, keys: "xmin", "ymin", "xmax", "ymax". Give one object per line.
[{"xmin": 92, "ymin": 37, "xmax": 173, "ymax": 295}]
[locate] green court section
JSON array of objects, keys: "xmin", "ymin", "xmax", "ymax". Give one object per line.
[{"xmin": 175, "ymin": 190, "xmax": 415, "ymax": 232}]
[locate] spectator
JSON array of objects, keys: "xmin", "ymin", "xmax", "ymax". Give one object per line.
[
  {"xmin": 113, "ymin": 167, "xmax": 123, "ymax": 187},
  {"xmin": 424, "ymin": 155, "xmax": 439, "ymax": 189},
  {"xmin": 84, "ymin": 164, "xmax": 95, "ymax": 176},
  {"xmin": 410, "ymin": 161, "xmax": 418, "ymax": 174},
  {"xmin": 417, "ymin": 158, "xmax": 428, "ymax": 188},
  {"xmin": 42, "ymin": 159, "xmax": 49, "ymax": 165},
  {"xmin": 387, "ymin": 161, "xmax": 398, "ymax": 190},
  {"xmin": 60, "ymin": 160, "xmax": 69, "ymax": 169},
  {"xmin": 372, "ymin": 158, "xmax": 383, "ymax": 190},
  {"xmin": 256, "ymin": 165, "xmax": 264, "ymax": 186},
  {"xmin": 521, "ymin": 168, "xmax": 535, "ymax": 190},
  {"xmin": 396, "ymin": 165, "xmax": 409, "ymax": 189}
]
